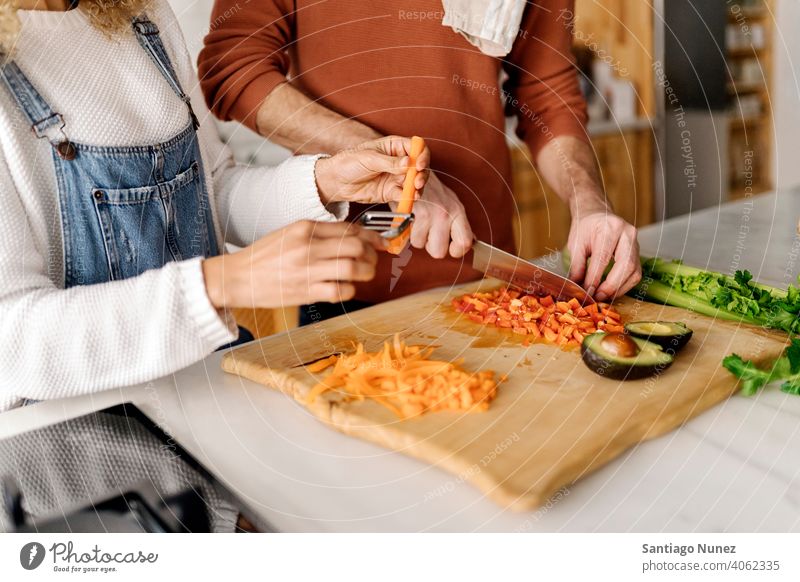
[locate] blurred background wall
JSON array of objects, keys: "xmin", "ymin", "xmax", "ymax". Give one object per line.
[{"xmin": 772, "ymin": 0, "xmax": 800, "ymax": 190}]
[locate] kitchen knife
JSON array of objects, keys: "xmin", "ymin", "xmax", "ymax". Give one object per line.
[{"xmin": 472, "ymin": 240, "xmax": 595, "ymax": 304}]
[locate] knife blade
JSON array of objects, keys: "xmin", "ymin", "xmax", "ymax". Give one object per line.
[{"xmin": 471, "ymin": 240, "xmax": 595, "ymax": 305}]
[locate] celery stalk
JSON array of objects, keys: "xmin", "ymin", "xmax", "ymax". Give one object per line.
[
  {"xmin": 631, "ymin": 258, "xmax": 800, "ymax": 333},
  {"xmin": 629, "ymin": 279, "xmax": 759, "ymax": 324}
]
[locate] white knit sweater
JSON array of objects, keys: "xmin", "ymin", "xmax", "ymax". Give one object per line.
[{"xmin": 0, "ymin": 2, "xmax": 345, "ymax": 412}]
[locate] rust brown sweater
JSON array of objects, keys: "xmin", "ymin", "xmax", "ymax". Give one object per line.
[{"xmin": 199, "ymin": 0, "xmax": 588, "ymax": 304}]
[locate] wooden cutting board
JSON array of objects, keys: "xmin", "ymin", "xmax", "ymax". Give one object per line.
[{"xmin": 221, "ymin": 280, "xmax": 788, "ymax": 512}]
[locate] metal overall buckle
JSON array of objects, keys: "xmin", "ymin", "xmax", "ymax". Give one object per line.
[
  {"xmin": 32, "ymin": 113, "xmax": 76, "ymax": 161},
  {"xmin": 53, "ymin": 124, "xmax": 76, "ymax": 161}
]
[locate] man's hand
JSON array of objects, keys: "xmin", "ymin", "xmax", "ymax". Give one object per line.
[
  {"xmin": 202, "ymin": 221, "xmax": 385, "ymax": 309},
  {"xmin": 249, "ymin": 84, "xmax": 476, "ymax": 261},
  {"xmin": 401, "ymin": 172, "xmax": 474, "ymax": 259},
  {"xmin": 314, "ymin": 136, "xmax": 431, "ymax": 205},
  {"xmin": 535, "ymin": 136, "xmax": 641, "ymax": 301},
  {"xmin": 567, "ymin": 211, "xmax": 641, "ymax": 302}
]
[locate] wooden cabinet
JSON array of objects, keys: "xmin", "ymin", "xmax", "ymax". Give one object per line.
[
  {"xmin": 726, "ymin": 0, "xmax": 774, "ymax": 199},
  {"xmin": 510, "ymin": 145, "xmax": 571, "ymax": 260}
]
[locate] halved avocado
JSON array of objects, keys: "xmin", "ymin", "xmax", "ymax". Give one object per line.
[
  {"xmin": 581, "ymin": 332, "xmax": 674, "ymax": 380},
  {"xmin": 624, "ymin": 321, "xmax": 693, "ymax": 353}
]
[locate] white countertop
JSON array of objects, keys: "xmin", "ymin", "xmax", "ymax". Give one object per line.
[{"xmin": 4, "ymin": 190, "xmax": 800, "ymax": 532}]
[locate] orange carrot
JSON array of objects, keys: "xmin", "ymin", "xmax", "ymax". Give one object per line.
[
  {"xmin": 387, "ymin": 136, "xmax": 426, "ymax": 255},
  {"xmin": 304, "ymin": 334, "xmax": 501, "ymax": 418},
  {"xmin": 452, "ymin": 287, "xmax": 624, "ymax": 351},
  {"xmin": 304, "ymin": 354, "xmax": 339, "ymax": 373}
]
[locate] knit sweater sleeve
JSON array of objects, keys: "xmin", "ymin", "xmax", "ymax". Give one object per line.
[
  {"xmin": 194, "ymin": 85, "xmax": 348, "ymax": 247},
  {"xmin": 155, "ymin": 3, "xmax": 347, "ymax": 249},
  {"xmin": 0, "ymin": 150, "xmax": 237, "ymax": 411}
]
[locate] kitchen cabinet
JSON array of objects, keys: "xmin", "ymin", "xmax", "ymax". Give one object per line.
[{"xmin": 726, "ymin": 0, "xmax": 774, "ymax": 199}]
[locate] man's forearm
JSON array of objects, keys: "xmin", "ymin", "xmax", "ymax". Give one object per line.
[
  {"xmin": 535, "ymin": 136, "xmax": 610, "ymax": 219},
  {"xmin": 256, "ymin": 83, "xmax": 382, "ymax": 154}
]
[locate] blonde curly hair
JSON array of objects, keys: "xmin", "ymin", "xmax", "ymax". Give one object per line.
[{"xmin": 0, "ymin": 0, "xmax": 153, "ymax": 52}]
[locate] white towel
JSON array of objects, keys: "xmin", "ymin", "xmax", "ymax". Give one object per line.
[{"xmin": 442, "ymin": 0, "xmax": 527, "ymax": 57}]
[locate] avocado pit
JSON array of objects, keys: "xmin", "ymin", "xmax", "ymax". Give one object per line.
[
  {"xmin": 581, "ymin": 331, "xmax": 674, "ymax": 380},
  {"xmin": 600, "ymin": 332, "xmax": 640, "ymax": 358}
]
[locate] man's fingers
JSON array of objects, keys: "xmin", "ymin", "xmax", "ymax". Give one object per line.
[
  {"xmin": 423, "ymin": 205, "xmax": 451, "ymax": 259},
  {"xmin": 615, "ymin": 239, "xmax": 643, "ymax": 298},
  {"xmin": 595, "ymin": 232, "xmax": 639, "ymax": 300},
  {"xmin": 583, "ymin": 236, "xmax": 615, "ymax": 297},
  {"xmin": 449, "ymin": 212, "xmax": 474, "ymax": 258},
  {"xmin": 415, "ymin": 144, "xmax": 431, "ymax": 173},
  {"xmin": 355, "ymin": 136, "xmax": 402, "ymax": 155},
  {"xmin": 361, "ymin": 151, "xmax": 410, "ymax": 176},
  {"xmin": 595, "ymin": 263, "xmax": 629, "ymax": 301},
  {"xmin": 409, "ymin": 204, "xmax": 432, "ymax": 249},
  {"xmin": 414, "ymin": 169, "xmax": 430, "ymax": 191},
  {"xmin": 568, "ymin": 243, "xmax": 588, "ymax": 283},
  {"xmin": 618, "ymin": 267, "xmax": 643, "ymax": 298},
  {"xmin": 596, "ymin": 264, "xmax": 640, "ymax": 302}
]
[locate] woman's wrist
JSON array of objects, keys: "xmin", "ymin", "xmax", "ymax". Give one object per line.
[
  {"xmin": 201, "ymin": 255, "xmax": 230, "ymax": 309},
  {"xmin": 314, "ymin": 156, "xmax": 337, "ymax": 205}
]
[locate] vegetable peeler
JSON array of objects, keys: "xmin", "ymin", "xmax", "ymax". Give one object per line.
[{"xmin": 359, "ymin": 210, "xmax": 415, "ymax": 240}]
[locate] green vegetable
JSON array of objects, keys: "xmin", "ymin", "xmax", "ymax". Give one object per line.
[
  {"xmin": 624, "ymin": 321, "xmax": 693, "ymax": 352},
  {"xmin": 723, "ymin": 338, "xmax": 800, "ymax": 396},
  {"xmin": 630, "ymin": 258, "xmax": 800, "ymax": 335}
]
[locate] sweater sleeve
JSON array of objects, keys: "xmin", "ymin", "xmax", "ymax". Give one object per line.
[
  {"xmin": 157, "ymin": 3, "xmax": 347, "ymax": 248},
  {"xmin": 191, "ymin": 79, "xmax": 348, "ymax": 247},
  {"xmin": 0, "ymin": 152, "xmax": 236, "ymax": 411},
  {"xmin": 504, "ymin": 0, "xmax": 589, "ymax": 159},
  {"xmin": 198, "ymin": 0, "xmax": 295, "ymax": 131}
]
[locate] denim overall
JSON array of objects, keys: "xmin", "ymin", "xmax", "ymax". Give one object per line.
[{"xmin": 0, "ymin": 16, "xmax": 250, "ymax": 376}]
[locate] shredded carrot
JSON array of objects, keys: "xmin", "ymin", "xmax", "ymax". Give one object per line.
[
  {"xmin": 304, "ymin": 334, "xmax": 501, "ymax": 418},
  {"xmin": 304, "ymin": 354, "xmax": 339, "ymax": 373},
  {"xmin": 452, "ymin": 288, "xmax": 624, "ymax": 349}
]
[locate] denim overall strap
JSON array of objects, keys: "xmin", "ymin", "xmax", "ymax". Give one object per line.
[
  {"xmin": 0, "ymin": 59, "xmax": 75, "ymax": 160},
  {"xmin": 132, "ymin": 16, "xmax": 199, "ymax": 130}
]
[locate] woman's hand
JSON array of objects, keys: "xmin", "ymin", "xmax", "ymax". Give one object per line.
[
  {"xmin": 202, "ymin": 221, "xmax": 384, "ymax": 309},
  {"xmin": 314, "ymin": 136, "xmax": 431, "ymax": 205}
]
